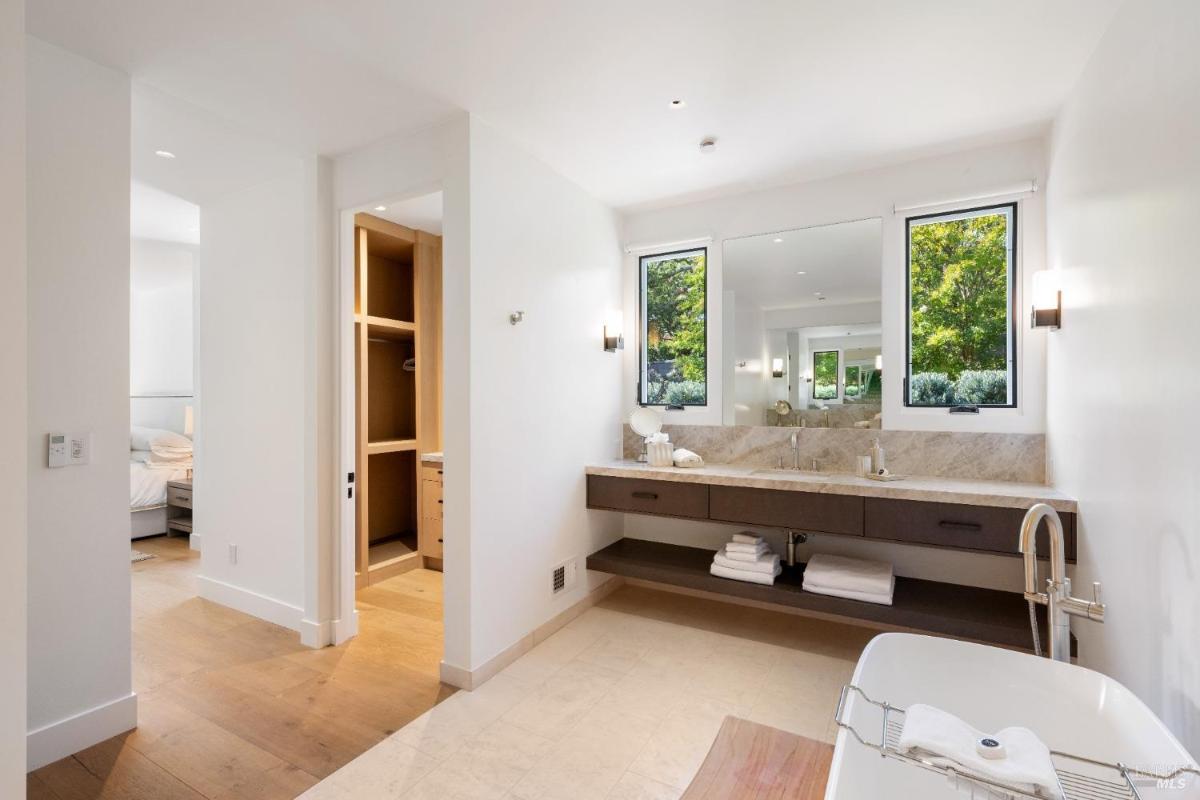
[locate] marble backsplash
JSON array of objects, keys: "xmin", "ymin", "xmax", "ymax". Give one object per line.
[{"xmin": 622, "ymin": 424, "xmax": 1046, "ymax": 484}]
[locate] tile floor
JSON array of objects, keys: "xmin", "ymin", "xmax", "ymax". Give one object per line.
[{"xmin": 301, "ymin": 583, "xmax": 877, "ymax": 800}]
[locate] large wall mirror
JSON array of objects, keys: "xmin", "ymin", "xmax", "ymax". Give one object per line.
[{"xmin": 723, "ymin": 218, "xmax": 882, "ymax": 428}]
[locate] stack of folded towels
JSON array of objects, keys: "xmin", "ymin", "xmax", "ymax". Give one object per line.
[
  {"xmin": 801, "ymin": 553, "xmax": 895, "ymax": 605},
  {"xmin": 709, "ymin": 532, "xmax": 781, "ymax": 586}
]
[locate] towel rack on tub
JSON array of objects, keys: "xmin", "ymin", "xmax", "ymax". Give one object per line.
[{"xmin": 833, "ymin": 684, "xmax": 1199, "ymax": 800}]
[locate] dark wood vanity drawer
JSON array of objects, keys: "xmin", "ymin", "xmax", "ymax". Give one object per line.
[
  {"xmin": 709, "ymin": 486, "xmax": 864, "ymax": 536},
  {"xmin": 587, "ymin": 476, "xmax": 710, "ymax": 520},
  {"xmin": 864, "ymin": 498, "xmax": 1076, "ymax": 560}
]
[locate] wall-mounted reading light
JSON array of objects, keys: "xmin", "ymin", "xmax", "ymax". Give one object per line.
[
  {"xmin": 1031, "ymin": 271, "xmax": 1061, "ymax": 330},
  {"xmin": 603, "ymin": 311, "xmax": 624, "ymax": 352},
  {"xmin": 771, "ymin": 358, "xmax": 785, "ymax": 378}
]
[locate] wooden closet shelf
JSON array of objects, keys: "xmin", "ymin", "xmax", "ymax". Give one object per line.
[
  {"xmin": 368, "ymin": 439, "xmax": 417, "ymax": 455},
  {"xmin": 357, "ymin": 315, "xmax": 416, "ymax": 339}
]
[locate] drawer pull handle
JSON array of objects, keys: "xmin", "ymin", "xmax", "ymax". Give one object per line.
[
  {"xmin": 437, "ymin": 538, "xmax": 443, "ymax": 543},
  {"xmin": 939, "ymin": 520, "xmax": 982, "ymax": 532},
  {"xmin": 437, "ymin": 499, "xmax": 443, "ymax": 504},
  {"xmin": 631, "ymin": 491, "xmax": 659, "ymax": 501}
]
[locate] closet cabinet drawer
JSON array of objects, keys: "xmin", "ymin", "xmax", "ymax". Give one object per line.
[
  {"xmin": 167, "ymin": 485, "xmax": 192, "ymax": 509},
  {"xmin": 587, "ymin": 476, "xmax": 709, "ymax": 520},
  {"xmin": 864, "ymin": 498, "xmax": 1076, "ymax": 560},
  {"xmin": 709, "ymin": 486, "xmax": 863, "ymax": 535}
]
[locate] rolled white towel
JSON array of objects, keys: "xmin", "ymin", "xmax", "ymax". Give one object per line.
[
  {"xmin": 672, "ymin": 448, "xmax": 704, "ymax": 468},
  {"xmin": 710, "ymin": 562, "xmax": 781, "ymax": 586},
  {"xmin": 714, "ymin": 550, "xmax": 780, "ymax": 575},
  {"xmin": 731, "ymin": 532, "xmax": 762, "ymax": 545},
  {"xmin": 803, "ymin": 553, "xmax": 894, "ymax": 597},
  {"xmin": 725, "ymin": 541, "xmax": 767, "ymax": 555},
  {"xmin": 897, "ymin": 704, "xmax": 1062, "ymax": 800}
]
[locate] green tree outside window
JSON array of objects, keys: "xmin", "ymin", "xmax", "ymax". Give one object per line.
[{"xmin": 641, "ymin": 249, "xmax": 706, "ymax": 405}]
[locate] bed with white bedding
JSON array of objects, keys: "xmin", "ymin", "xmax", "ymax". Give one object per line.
[{"xmin": 129, "ymin": 427, "xmax": 193, "ymax": 539}]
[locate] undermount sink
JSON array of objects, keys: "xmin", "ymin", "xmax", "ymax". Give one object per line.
[
  {"xmin": 751, "ymin": 468, "xmax": 828, "ymax": 478},
  {"xmin": 826, "ymin": 633, "xmax": 1198, "ymax": 799}
]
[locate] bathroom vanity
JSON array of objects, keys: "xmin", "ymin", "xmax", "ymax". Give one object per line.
[{"xmin": 585, "ymin": 462, "xmax": 1078, "ymax": 653}]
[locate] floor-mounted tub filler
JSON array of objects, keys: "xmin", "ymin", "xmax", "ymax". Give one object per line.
[{"xmin": 826, "ymin": 633, "xmax": 1198, "ymax": 800}]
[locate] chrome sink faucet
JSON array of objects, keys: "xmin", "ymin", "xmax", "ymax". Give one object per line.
[
  {"xmin": 790, "ymin": 431, "xmax": 801, "ymax": 470},
  {"xmin": 1019, "ymin": 503, "xmax": 1105, "ymax": 662}
]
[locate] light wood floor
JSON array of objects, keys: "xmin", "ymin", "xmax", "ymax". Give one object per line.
[{"xmin": 28, "ymin": 536, "xmax": 453, "ymax": 800}]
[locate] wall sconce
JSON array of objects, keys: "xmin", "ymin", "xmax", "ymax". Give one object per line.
[
  {"xmin": 874, "ymin": 354, "xmax": 882, "ymax": 371},
  {"xmin": 771, "ymin": 358, "xmax": 784, "ymax": 378},
  {"xmin": 1031, "ymin": 271, "xmax": 1061, "ymax": 330},
  {"xmin": 603, "ymin": 311, "xmax": 624, "ymax": 352}
]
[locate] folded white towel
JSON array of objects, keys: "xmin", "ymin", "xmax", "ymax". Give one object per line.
[
  {"xmin": 645, "ymin": 432, "xmax": 669, "ymax": 444},
  {"xmin": 725, "ymin": 541, "xmax": 767, "ymax": 555},
  {"xmin": 897, "ymin": 704, "xmax": 1063, "ymax": 800},
  {"xmin": 731, "ymin": 532, "xmax": 763, "ymax": 545},
  {"xmin": 722, "ymin": 548, "xmax": 768, "ymax": 563},
  {"xmin": 714, "ymin": 551, "xmax": 780, "ymax": 575},
  {"xmin": 801, "ymin": 581, "xmax": 893, "ymax": 606},
  {"xmin": 803, "ymin": 553, "xmax": 894, "ymax": 597},
  {"xmin": 672, "ymin": 448, "xmax": 704, "ymax": 468},
  {"xmin": 710, "ymin": 562, "xmax": 781, "ymax": 586}
]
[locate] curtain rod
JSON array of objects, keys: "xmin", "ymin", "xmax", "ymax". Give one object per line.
[{"xmin": 892, "ymin": 180, "xmax": 1037, "ymax": 215}]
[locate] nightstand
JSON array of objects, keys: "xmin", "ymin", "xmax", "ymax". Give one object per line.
[{"xmin": 166, "ymin": 479, "xmax": 193, "ymax": 536}]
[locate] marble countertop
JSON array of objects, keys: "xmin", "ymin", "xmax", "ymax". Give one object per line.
[
  {"xmin": 421, "ymin": 452, "xmax": 444, "ymax": 463},
  {"xmin": 586, "ymin": 461, "xmax": 1077, "ymax": 513}
]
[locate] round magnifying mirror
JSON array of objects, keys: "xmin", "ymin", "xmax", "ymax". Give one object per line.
[
  {"xmin": 629, "ymin": 407, "xmax": 664, "ymax": 438},
  {"xmin": 774, "ymin": 399, "xmax": 793, "ymax": 416}
]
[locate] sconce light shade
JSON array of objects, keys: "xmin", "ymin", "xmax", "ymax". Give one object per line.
[
  {"xmin": 603, "ymin": 311, "xmax": 624, "ymax": 352},
  {"xmin": 1031, "ymin": 271, "xmax": 1061, "ymax": 330},
  {"xmin": 771, "ymin": 358, "xmax": 784, "ymax": 378},
  {"xmin": 874, "ymin": 354, "xmax": 883, "ymax": 370},
  {"xmin": 184, "ymin": 405, "xmax": 195, "ymax": 437}
]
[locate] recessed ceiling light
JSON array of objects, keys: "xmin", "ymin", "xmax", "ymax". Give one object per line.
[
  {"xmin": 154, "ymin": 150, "xmax": 176, "ymax": 159},
  {"xmin": 374, "ymin": 205, "xmax": 387, "ymax": 211},
  {"xmin": 669, "ymin": 99, "xmax": 686, "ymax": 109},
  {"xmin": 813, "ymin": 292, "xmax": 823, "ymax": 296},
  {"xmin": 773, "ymin": 238, "xmax": 783, "ymax": 243},
  {"xmin": 796, "ymin": 271, "xmax": 807, "ymax": 275},
  {"xmin": 698, "ymin": 137, "xmax": 717, "ymax": 154}
]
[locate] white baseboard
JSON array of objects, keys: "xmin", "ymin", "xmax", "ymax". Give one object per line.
[
  {"xmin": 197, "ymin": 575, "xmax": 303, "ymax": 633},
  {"xmin": 332, "ymin": 609, "xmax": 359, "ymax": 645},
  {"xmin": 299, "ymin": 617, "xmax": 334, "ymax": 648},
  {"xmin": 27, "ymin": 692, "xmax": 137, "ymax": 772},
  {"xmin": 439, "ymin": 574, "xmax": 625, "ymax": 691},
  {"xmin": 188, "ymin": 533, "xmax": 201, "ymax": 552}
]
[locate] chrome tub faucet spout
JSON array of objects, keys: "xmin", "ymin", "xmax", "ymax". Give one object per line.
[{"xmin": 1019, "ymin": 503, "xmax": 1105, "ymax": 662}]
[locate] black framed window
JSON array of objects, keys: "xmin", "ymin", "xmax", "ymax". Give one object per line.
[
  {"xmin": 905, "ymin": 203, "xmax": 1017, "ymax": 408},
  {"xmin": 638, "ymin": 248, "xmax": 707, "ymax": 406},
  {"xmin": 812, "ymin": 350, "xmax": 839, "ymax": 401}
]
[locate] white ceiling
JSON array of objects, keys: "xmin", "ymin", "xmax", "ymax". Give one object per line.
[
  {"xmin": 725, "ymin": 217, "xmax": 881, "ymax": 311},
  {"xmin": 373, "ymin": 192, "xmax": 444, "ymax": 235},
  {"xmin": 29, "ymin": 0, "xmax": 1121, "ymax": 211},
  {"xmin": 130, "ymin": 180, "xmax": 199, "ymax": 244}
]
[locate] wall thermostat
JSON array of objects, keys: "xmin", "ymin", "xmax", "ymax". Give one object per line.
[{"xmin": 47, "ymin": 432, "xmax": 91, "ymax": 468}]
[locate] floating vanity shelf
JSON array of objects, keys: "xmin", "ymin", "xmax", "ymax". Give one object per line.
[{"xmin": 587, "ymin": 538, "xmax": 1075, "ymax": 656}]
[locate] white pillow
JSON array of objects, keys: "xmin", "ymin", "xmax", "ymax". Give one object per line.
[{"xmin": 131, "ymin": 426, "xmax": 192, "ymax": 451}]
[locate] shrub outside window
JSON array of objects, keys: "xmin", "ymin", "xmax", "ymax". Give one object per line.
[
  {"xmin": 639, "ymin": 248, "xmax": 707, "ymax": 406},
  {"xmin": 905, "ymin": 203, "xmax": 1017, "ymax": 408}
]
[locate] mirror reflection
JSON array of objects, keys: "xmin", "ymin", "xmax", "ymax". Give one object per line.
[{"xmin": 723, "ymin": 218, "xmax": 882, "ymax": 428}]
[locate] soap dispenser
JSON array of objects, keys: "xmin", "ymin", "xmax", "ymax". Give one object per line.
[{"xmin": 870, "ymin": 438, "xmax": 886, "ymax": 475}]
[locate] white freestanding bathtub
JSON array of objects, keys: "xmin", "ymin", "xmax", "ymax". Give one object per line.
[{"xmin": 825, "ymin": 633, "xmax": 1197, "ymax": 799}]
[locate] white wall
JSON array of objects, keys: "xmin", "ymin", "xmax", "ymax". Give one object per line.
[
  {"xmin": 0, "ymin": 0, "xmax": 26, "ymax": 791},
  {"xmin": 26, "ymin": 38, "xmax": 134, "ymax": 770},
  {"xmin": 1045, "ymin": 0, "xmax": 1200, "ymax": 753},
  {"xmin": 621, "ymin": 140, "xmax": 1048, "ymax": 433},
  {"xmin": 130, "ymin": 240, "xmax": 193, "ymax": 396},
  {"xmin": 729, "ymin": 295, "xmax": 767, "ymax": 425},
  {"xmin": 195, "ymin": 161, "xmax": 314, "ymax": 632},
  {"xmin": 463, "ymin": 118, "xmax": 624, "ymax": 670}
]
